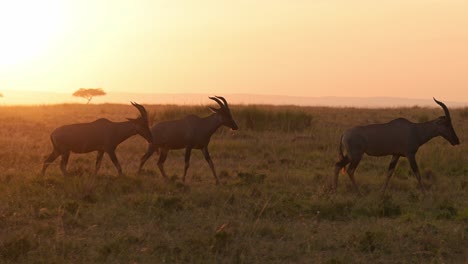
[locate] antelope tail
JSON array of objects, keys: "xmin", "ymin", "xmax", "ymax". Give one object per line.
[
  {"xmin": 338, "ymin": 135, "xmax": 347, "ymax": 174},
  {"xmin": 338, "ymin": 135, "xmax": 344, "ymax": 160}
]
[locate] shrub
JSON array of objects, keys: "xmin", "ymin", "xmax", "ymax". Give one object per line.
[
  {"xmin": 155, "ymin": 195, "xmax": 184, "ymax": 212},
  {"xmin": 459, "ymin": 107, "xmax": 468, "ymax": 120},
  {"xmin": 358, "ymin": 231, "xmax": 385, "ymax": 253},
  {"xmin": 379, "ymin": 195, "xmax": 401, "ymax": 217},
  {"xmin": 436, "ymin": 199, "xmax": 457, "ymax": 220},
  {"xmin": 237, "ymin": 106, "xmax": 312, "ymax": 132},
  {"xmin": 0, "ymin": 235, "xmax": 36, "ymax": 261},
  {"xmin": 147, "ymin": 105, "xmax": 312, "ymax": 132},
  {"xmin": 237, "ymin": 171, "xmax": 266, "ymax": 185}
]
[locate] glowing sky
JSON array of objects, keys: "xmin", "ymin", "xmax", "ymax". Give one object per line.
[{"xmin": 1, "ymin": 0, "xmax": 468, "ymax": 102}]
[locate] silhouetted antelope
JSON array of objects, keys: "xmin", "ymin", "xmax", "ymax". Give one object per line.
[
  {"xmin": 138, "ymin": 96, "xmax": 238, "ymax": 185},
  {"xmin": 334, "ymin": 98, "xmax": 460, "ymax": 193},
  {"xmin": 42, "ymin": 102, "xmax": 152, "ymax": 176}
]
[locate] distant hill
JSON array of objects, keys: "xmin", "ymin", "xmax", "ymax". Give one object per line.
[{"xmin": 1, "ymin": 90, "xmax": 467, "ymax": 108}]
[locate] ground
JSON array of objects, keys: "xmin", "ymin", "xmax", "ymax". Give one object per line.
[{"xmin": 0, "ymin": 104, "xmax": 467, "ymax": 263}]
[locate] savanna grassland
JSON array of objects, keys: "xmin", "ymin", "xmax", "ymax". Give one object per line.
[{"xmin": 0, "ymin": 103, "xmax": 467, "ymax": 263}]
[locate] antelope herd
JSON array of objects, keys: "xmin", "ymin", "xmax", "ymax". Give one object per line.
[{"xmin": 41, "ymin": 96, "xmax": 460, "ymax": 193}]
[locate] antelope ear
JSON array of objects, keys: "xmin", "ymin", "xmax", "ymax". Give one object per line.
[{"xmin": 208, "ymin": 106, "xmax": 218, "ymax": 113}]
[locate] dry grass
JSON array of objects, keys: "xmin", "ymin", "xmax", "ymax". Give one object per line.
[{"xmin": 0, "ymin": 103, "xmax": 467, "ymax": 263}]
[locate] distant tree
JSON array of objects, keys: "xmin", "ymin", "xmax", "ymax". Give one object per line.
[{"xmin": 73, "ymin": 88, "xmax": 106, "ymax": 104}]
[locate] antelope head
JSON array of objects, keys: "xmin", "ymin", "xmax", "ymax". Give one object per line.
[
  {"xmin": 128, "ymin": 102, "xmax": 153, "ymax": 143},
  {"xmin": 433, "ymin": 98, "xmax": 460, "ymax": 145},
  {"xmin": 209, "ymin": 96, "xmax": 238, "ymax": 130}
]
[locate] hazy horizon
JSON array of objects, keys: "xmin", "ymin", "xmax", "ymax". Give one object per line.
[{"xmin": 1, "ymin": 89, "xmax": 467, "ymax": 108}]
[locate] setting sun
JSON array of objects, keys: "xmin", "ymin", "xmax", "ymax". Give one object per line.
[{"xmin": 0, "ymin": 0, "xmax": 66, "ymax": 68}]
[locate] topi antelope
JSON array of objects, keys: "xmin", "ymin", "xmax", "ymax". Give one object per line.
[
  {"xmin": 334, "ymin": 98, "xmax": 460, "ymax": 193},
  {"xmin": 42, "ymin": 102, "xmax": 153, "ymax": 176},
  {"xmin": 138, "ymin": 96, "xmax": 238, "ymax": 185}
]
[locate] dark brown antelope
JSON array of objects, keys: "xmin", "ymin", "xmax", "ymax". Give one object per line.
[
  {"xmin": 138, "ymin": 96, "xmax": 238, "ymax": 185},
  {"xmin": 334, "ymin": 98, "xmax": 460, "ymax": 193},
  {"xmin": 42, "ymin": 102, "xmax": 153, "ymax": 176}
]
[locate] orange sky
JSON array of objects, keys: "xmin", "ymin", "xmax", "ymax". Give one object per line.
[{"xmin": 1, "ymin": 0, "xmax": 468, "ymax": 103}]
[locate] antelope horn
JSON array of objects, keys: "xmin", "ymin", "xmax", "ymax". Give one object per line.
[
  {"xmin": 209, "ymin": 96, "xmax": 225, "ymax": 109},
  {"xmin": 433, "ymin": 98, "xmax": 451, "ymax": 121},
  {"xmin": 131, "ymin": 101, "xmax": 148, "ymax": 120},
  {"xmin": 215, "ymin": 96, "xmax": 229, "ymax": 108}
]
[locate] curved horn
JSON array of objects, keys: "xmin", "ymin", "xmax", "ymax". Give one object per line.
[
  {"xmin": 215, "ymin": 96, "xmax": 229, "ymax": 108},
  {"xmin": 131, "ymin": 101, "xmax": 148, "ymax": 120},
  {"xmin": 433, "ymin": 97, "xmax": 451, "ymax": 121},
  {"xmin": 209, "ymin": 96, "xmax": 225, "ymax": 109}
]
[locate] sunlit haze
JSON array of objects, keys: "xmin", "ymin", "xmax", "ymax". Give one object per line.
[{"xmin": 1, "ymin": 0, "xmax": 467, "ymax": 105}]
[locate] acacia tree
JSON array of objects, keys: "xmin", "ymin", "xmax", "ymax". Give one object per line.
[{"xmin": 73, "ymin": 88, "xmax": 106, "ymax": 104}]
